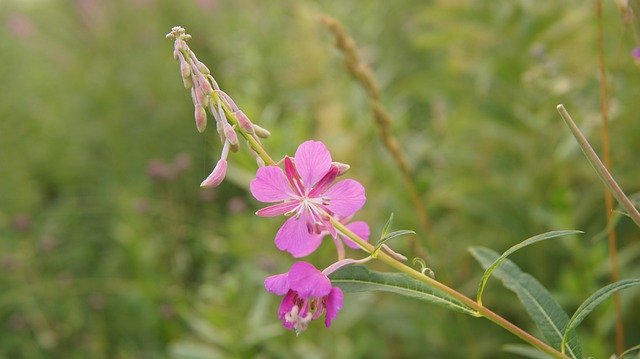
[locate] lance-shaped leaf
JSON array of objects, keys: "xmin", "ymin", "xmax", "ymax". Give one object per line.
[
  {"xmin": 469, "ymin": 247, "xmax": 582, "ymax": 359},
  {"xmin": 476, "ymin": 230, "xmax": 582, "ymax": 305},
  {"xmin": 329, "ymin": 265, "xmax": 477, "ymax": 316},
  {"xmin": 561, "ymin": 279, "xmax": 640, "ymax": 353}
]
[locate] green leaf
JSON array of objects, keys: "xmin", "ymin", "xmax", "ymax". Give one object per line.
[
  {"xmin": 376, "ymin": 229, "xmax": 416, "ymax": 248},
  {"xmin": 561, "ymin": 279, "xmax": 640, "ymax": 353},
  {"xmin": 469, "ymin": 247, "xmax": 582, "ymax": 359},
  {"xmin": 329, "ymin": 265, "xmax": 477, "ymax": 316},
  {"xmin": 380, "ymin": 212, "xmax": 394, "ymax": 238},
  {"xmin": 476, "ymin": 230, "xmax": 582, "ymax": 304}
]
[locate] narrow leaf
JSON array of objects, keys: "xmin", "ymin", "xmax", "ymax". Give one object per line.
[
  {"xmin": 469, "ymin": 246, "xmax": 582, "ymax": 359},
  {"xmin": 329, "ymin": 265, "xmax": 477, "ymax": 316},
  {"xmin": 376, "ymin": 230, "xmax": 416, "ymax": 248},
  {"xmin": 557, "ymin": 105, "xmax": 640, "ymax": 228},
  {"xmin": 561, "ymin": 279, "xmax": 640, "ymax": 352},
  {"xmin": 380, "ymin": 212, "xmax": 394, "ymax": 238},
  {"xmin": 477, "ymin": 230, "xmax": 582, "ymax": 304}
]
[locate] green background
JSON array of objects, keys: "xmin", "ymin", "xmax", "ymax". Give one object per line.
[{"xmin": 1, "ymin": 0, "xmax": 639, "ymax": 357}]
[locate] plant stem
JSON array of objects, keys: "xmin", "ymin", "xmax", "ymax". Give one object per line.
[
  {"xmin": 237, "ymin": 112, "xmax": 568, "ymax": 358},
  {"xmin": 595, "ymin": 0, "xmax": 624, "ymax": 353},
  {"xmin": 329, "ymin": 217, "xmax": 569, "ymax": 359},
  {"xmin": 557, "ymin": 105, "xmax": 640, "ymax": 228}
]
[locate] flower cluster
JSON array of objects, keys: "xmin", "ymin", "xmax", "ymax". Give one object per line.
[
  {"xmin": 168, "ymin": 27, "xmax": 371, "ymax": 334},
  {"xmin": 166, "ymin": 26, "xmax": 271, "ymax": 188}
]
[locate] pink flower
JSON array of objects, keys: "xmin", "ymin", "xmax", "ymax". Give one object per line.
[
  {"xmin": 317, "ymin": 216, "xmax": 370, "ymax": 259},
  {"xmin": 264, "ymin": 261, "xmax": 343, "ymax": 334},
  {"xmin": 250, "ymin": 141, "xmax": 366, "ymax": 257}
]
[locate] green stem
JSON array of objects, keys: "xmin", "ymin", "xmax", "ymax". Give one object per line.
[
  {"xmin": 329, "ymin": 217, "xmax": 569, "ymax": 359},
  {"xmin": 239, "ymin": 130, "xmax": 568, "ymax": 358}
]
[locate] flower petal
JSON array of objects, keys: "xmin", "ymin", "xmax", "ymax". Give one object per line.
[
  {"xmin": 294, "ymin": 140, "xmax": 332, "ymax": 189},
  {"xmin": 324, "ymin": 287, "xmax": 343, "ymax": 328},
  {"xmin": 250, "ymin": 166, "xmax": 295, "ymax": 203},
  {"xmin": 264, "ymin": 273, "xmax": 290, "ymax": 295},
  {"xmin": 342, "ymin": 221, "xmax": 370, "ymax": 249},
  {"xmin": 324, "ymin": 179, "xmax": 366, "ymax": 217},
  {"xmin": 288, "ymin": 261, "xmax": 332, "ymax": 298},
  {"xmin": 255, "ymin": 201, "xmax": 299, "ymax": 217},
  {"xmin": 274, "ymin": 215, "xmax": 323, "ymax": 258},
  {"xmin": 278, "ymin": 291, "xmax": 296, "ymax": 330}
]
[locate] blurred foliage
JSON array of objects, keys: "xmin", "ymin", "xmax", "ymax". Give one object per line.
[{"xmin": 1, "ymin": 0, "xmax": 639, "ymax": 358}]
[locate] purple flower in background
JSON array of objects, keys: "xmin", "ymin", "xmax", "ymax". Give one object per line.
[
  {"xmin": 250, "ymin": 140, "xmax": 366, "ymax": 257},
  {"xmin": 633, "ymin": 47, "xmax": 640, "ymax": 64},
  {"xmin": 264, "ymin": 261, "xmax": 343, "ymax": 334}
]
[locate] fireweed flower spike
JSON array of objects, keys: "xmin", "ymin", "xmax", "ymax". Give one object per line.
[
  {"xmin": 250, "ymin": 140, "xmax": 366, "ymax": 257},
  {"xmin": 264, "ymin": 261, "xmax": 343, "ymax": 334}
]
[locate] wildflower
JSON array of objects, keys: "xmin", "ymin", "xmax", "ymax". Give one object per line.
[
  {"xmin": 264, "ymin": 261, "xmax": 343, "ymax": 334},
  {"xmin": 250, "ymin": 140, "xmax": 366, "ymax": 257}
]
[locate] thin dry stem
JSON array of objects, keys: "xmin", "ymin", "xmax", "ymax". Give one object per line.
[
  {"xmin": 320, "ymin": 15, "xmax": 433, "ymax": 259},
  {"xmin": 595, "ymin": 0, "xmax": 624, "ymax": 353}
]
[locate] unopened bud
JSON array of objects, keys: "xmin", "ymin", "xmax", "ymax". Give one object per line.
[
  {"xmin": 216, "ymin": 121, "xmax": 225, "ymax": 142},
  {"xmin": 223, "ymin": 123, "xmax": 238, "ymax": 146},
  {"xmin": 182, "ymin": 76, "xmax": 192, "ymax": 89},
  {"xmin": 198, "ymin": 74, "xmax": 213, "ymax": 94},
  {"xmin": 195, "ymin": 60, "xmax": 210, "ymax": 75},
  {"xmin": 194, "ymin": 106, "xmax": 207, "ymax": 133},
  {"xmin": 200, "ymin": 159, "xmax": 227, "ymax": 188},
  {"xmin": 235, "ymin": 110, "xmax": 254, "ymax": 133},
  {"xmin": 331, "ymin": 161, "xmax": 350, "ymax": 175},
  {"xmin": 252, "ymin": 124, "xmax": 271, "ymax": 138},
  {"xmin": 195, "ymin": 88, "xmax": 208, "ymax": 108},
  {"xmin": 180, "ymin": 61, "xmax": 190, "ymax": 78}
]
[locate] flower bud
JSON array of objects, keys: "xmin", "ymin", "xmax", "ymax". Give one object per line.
[
  {"xmin": 182, "ymin": 75, "xmax": 192, "ymax": 89},
  {"xmin": 331, "ymin": 161, "xmax": 350, "ymax": 175},
  {"xmin": 235, "ymin": 110, "xmax": 254, "ymax": 133},
  {"xmin": 198, "ymin": 74, "xmax": 213, "ymax": 94},
  {"xmin": 180, "ymin": 61, "xmax": 190, "ymax": 79},
  {"xmin": 195, "ymin": 60, "xmax": 210, "ymax": 75},
  {"xmin": 194, "ymin": 106, "xmax": 207, "ymax": 133},
  {"xmin": 223, "ymin": 123, "xmax": 238, "ymax": 146},
  {"xmin": 200, "ymin": 159, "xmax": 227, "ymax": 188},
  {"xmin": 252, "ymin": 124, "xmax": 271, "ymax": 138},
  {"xmin": 195, "ymin": 87, "xmax": 208, "ymax": 108}
]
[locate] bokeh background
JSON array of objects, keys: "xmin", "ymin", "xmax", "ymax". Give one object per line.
[{"xmin": 1, "ymin": 0, "xmax": 639, "ymax": 357}]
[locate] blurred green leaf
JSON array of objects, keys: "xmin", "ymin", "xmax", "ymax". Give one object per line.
[
  {"xmin": 329, "ymin": 265, "xmax": 476, "ymax": 316},
  {"xmin": 476, "ymin": 230, "xmax": 582, "ymax": 304},
  {"xmin": 469, "ymin": 247, "xmax": 582, "ymax": 359},
  {"xmin": 502, "ymin": 344, "xmax": 553, "ymax": 359}
]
